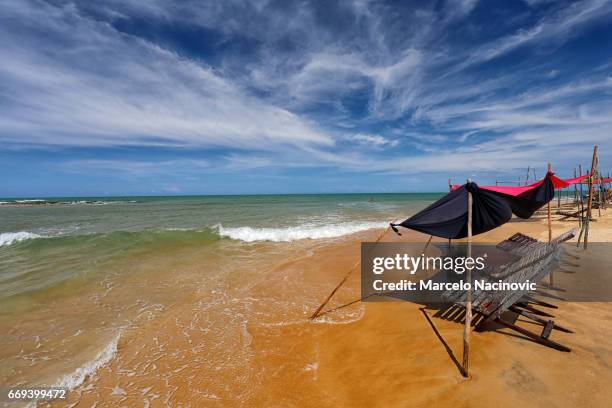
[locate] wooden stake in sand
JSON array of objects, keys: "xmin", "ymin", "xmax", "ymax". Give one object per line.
[
  {"xmin": 309, "ymin": 223, "xmax": 393, "ymax": 320},
  {"xmin": 547, "ymin": 163, "xmax": 553, "ymax": 242},
  {"xmin": 310, "ymin": 225, "xmax": 435, "ymax": 320},
  {"xmin": 584, "ymin": 145, "xmax": 598, "ymax": 250},
  {"xmin": 547, "ymin": 163, "xmax": 553, "ymax": 287},
  {"xmin": 599, "ymin": 171, "xmax": 605, "ymax": 211},
  {"xmin": 579, "ymin": 164, "xmax": 584, "ymax": 228},
  {"xmin": 525, "ymin": 166, "xmax": 530, "ymax": 185},
  {"xmin": 573, "ymin": 168, "xmax": 578, "ymax": 205},
  {"xmin": 462, "ymin": 180, "xmax": 473, "ymax": 378}
]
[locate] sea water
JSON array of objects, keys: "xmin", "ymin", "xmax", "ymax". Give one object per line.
[{"xmin": 0, "ymin": 194, "xmax": 439, "ymax": 398}]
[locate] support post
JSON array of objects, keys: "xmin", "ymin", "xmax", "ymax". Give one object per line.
[
  {"xmin": 579, "ymin": 165, "xmax": 584, "ymax": 230},
  {"xmin": 597, "ymin": 171, "xmax": 603, "ymax": 215},
  {"xmin": 597, "ymin": 171, "xmax": 606, "ymax": 212},
  {"xmin": 573, "ymin": 168, "xmax": 578, "ymax": 204},
  {"xmin": 310, "ymin": 223, "xmax": 392, "ymax": 319},
  {"xmin": 547, "ymin": 163, "xmax": 552, "ymax": 242},
  {"xmin": 584, "ymin": 145, "xmax": 598, "ymax": 249},
  {"xmin": 547, "ymin": 163, "xmax": 553, "ymax": 286},
  {"xmin": 525, "ymin": 166, "xmax": 530, "ymax": 185},
  {"xmin": 462, "ymin": 180, "xmax": 473, "ymax": 378}
]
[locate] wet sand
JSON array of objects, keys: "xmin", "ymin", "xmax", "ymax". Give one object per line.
[{"xmin": 49, "ymin": 208, "xmax": 612, "ymax": 407}]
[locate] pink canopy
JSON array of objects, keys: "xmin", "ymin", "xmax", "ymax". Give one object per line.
[
  {"xmin": 562, "ymin": 173, "xmax": 591, "ymax": 186},
  {"xmin": 450, "ymin": 172, "xmax": 608, "ymax": 193},
  {"xmin": 479, "ymin": 172, "xmax": 568, "ymax": 196},
  {"xmin": 451, "ymin": 172, "xmax": 567, "ymax": 196}
]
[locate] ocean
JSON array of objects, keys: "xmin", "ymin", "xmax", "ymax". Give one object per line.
[{"xmin": 0, "ymin": 194, "xmax": 440, "ymax": 400}]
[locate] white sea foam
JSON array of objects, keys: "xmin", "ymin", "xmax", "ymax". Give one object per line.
[
  {"xmin": 214, "ymin": 221, "xmax": 386, "ymax": 242},
  {"xmin": 0, "ymin": 231, "xmax": 43, "ymax": 247},
  {"xmin": 15, "ymin": 199, "xmax": 46, "ymax": 203},
  {"xmin": 53, "ymin": 333, "xmax": 121, "ymax": 390}
]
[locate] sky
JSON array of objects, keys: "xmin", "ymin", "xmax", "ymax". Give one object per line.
[{"xmin": 1, "ymin": 0, "xmax": 611, "ymax": 196}]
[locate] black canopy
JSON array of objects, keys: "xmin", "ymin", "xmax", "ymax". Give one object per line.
[
  {"xmin": 391, "ymin": 178, "xmax": 555, "ymax": 239},
  {"xmin": 499, "ymin": 176, "xmax": 555, "ymax": 219}
]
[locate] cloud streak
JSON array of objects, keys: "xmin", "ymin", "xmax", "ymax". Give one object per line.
[
  {"xmin": 0, "ymin": 0, "xmax": 331, "ymax": 151},
  {"xmin": 1, "ymin": 0, "xmax": 611, "ymax": 193}
]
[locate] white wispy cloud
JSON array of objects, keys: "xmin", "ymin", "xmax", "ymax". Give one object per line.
[
  {"xmin": 0, "ymin": 0, "xmax": 331, "ymax": 151},
  {"xmin": 348, "ymin": 133, "xmax": 399, "ymax": 147},
  {"xmin": 1, "ymin": 0, "xmax": 610, "ymax": 184}
]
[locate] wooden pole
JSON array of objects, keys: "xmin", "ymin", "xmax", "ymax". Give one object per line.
[
  {"xmin": 547, "ymin": 163, "xmax": 552, "ymax": 242},
  {"xmin": 603, "ymin": 172, "xmax": 610, "ymax": 210},
  {"xmin": 579, "ymin": 164, "xmax": 584, "ymax": 227},
  {"xmin": 462, "ymin": 180, "xmax": 473, "ymax": 378},
  {"xmin": 310, "ymin": 223, "xmax": 392, "ymax": 319},
  {"xmin": 525, "ymin": 166, "xmax": 530, "ymax": 185},
  {"xmin": 573, "ymin": 168, "xmax": 578, "ymax": 204},
  {"xmin": 547, "ymin": 163, "xmax": 553, "ymax": 286},
  {"xmin": 584, "ymin": 145, "xmax": 598, "ymax": 249},
  {"xmin": 597, "ymin": 171, "xmax": 602, "ymax": 215},
  {"xmin": 557, "ymin": 167, "xmax": 562, "ymax": 208},
  {"xmin": 604, "ymin": 172, "xmax": 608, "ymax": 210}
]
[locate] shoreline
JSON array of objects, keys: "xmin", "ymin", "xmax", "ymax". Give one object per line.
[{"xmin": 44, "ymin": 208, "xmax": 612, "ymax": 407}]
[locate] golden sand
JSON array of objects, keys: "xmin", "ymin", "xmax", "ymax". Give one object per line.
[{"xmin": 49, "ymin": 209, "xmax": 612, "ymax": 407}]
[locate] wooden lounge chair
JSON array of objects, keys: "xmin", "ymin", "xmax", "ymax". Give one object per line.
[{"xmin": 442, "ymin": 228, "xmax": 576, "ymax": 352}]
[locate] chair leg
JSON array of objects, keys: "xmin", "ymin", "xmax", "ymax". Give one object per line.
[{"xmin": 494, "ymin": 317, "xmax": 571, "ymax": 352}]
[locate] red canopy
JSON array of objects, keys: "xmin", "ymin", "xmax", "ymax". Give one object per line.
[
  {"xmin": 450, "ymin": 172, "xmax": 608, "ymax": 193},
  {"xmin": 451, "ymin": 172, "xmax": 567, "ymax": 195},
  {"xmin": 562, "ymin": 173, "xmax": 591, "ymax": 186},
  {"xmin": 479, "ymin": 172, "xmax": 568, "ymax": 197}
]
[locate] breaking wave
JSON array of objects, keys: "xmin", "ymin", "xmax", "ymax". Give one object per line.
[
  {"xmin": 0, "ymin": 199, "xmax": 133, "ymax": 206},
  {"xmin": 53, "ymin": 332, "xmax": 121, "ymax": 390},
  {"xmin": 214, "ymin": 221, "xmax": 387, "ymax": 242},
  {"xmin": 0, "ymin": 231, "xmax": 43, "ymax": 247}
]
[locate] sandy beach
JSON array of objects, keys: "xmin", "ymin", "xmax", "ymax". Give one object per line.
[
  {"xmin": 40, "ymin": 207, "xmax": 612, "ymax": 408},
  {"xmin": 4, "ymin": 1, "xmax": 612, "ymax": 407}
]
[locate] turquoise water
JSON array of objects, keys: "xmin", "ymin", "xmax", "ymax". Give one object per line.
[
  {"xmin": 0, "ymin": 194, "xmax": 443, "ymax": 298},
  {"xmin": 0, "ymin": 193, "xmax": 439, "ymax": 390},
  {"xmin": 0, "ymin": 193, "xmax": 441, "ymax": 234}
]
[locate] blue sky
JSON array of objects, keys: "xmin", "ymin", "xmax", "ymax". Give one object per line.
[{"xmin": 1, "ymin": 0, "xmax": 611, "ymax": 196}]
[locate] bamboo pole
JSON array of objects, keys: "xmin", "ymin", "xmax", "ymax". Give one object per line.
[
  {"xmin": 448, "ymin": 180, "xmax": 453, "ymax": 251},
  {"xmin": 603, "ymin": 172, "xmax": 610, "ymax": 210},
  {"xmin": 310, "ymin": 223, "xmax": 392, "ymax": 320},
  {"xmin": 525, "ymin": 166, "xmax": 530, "ymax": 185},
  {"xmin": 579, "ymin": 164, "xmax": 584, "ymax": 228},
  {"xmin": 462, "ymin": 180, "xmax": 473, "ymax": 378},
  {"xmin": 547, "ymin": 163, "xmax": 552, "ymax": 242},
  {"xmin": 584, "ymin": 145, "xmax": 598, "ymax": 250},
  {"xmin": 547, "ymin": 163, "xmax": 553, "ymax": 286},
  {"xmin": 597, "ymin": 170, "xmax": 603, "ymax": 215},
  {"xmin": 557, "ymin": 169, "xmax": 562, "ymax": 208},
  {"xmin": 574, "ymin": 168, "xmax": 578, "ymax": 204}
]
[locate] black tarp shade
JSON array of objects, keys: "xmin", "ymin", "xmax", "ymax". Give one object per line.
[{"xmin": 391, "ymin": 174, "xmax": 556, "ymax": 239}]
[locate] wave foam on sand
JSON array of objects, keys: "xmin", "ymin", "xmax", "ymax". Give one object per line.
[
  {"xmin": 214, "ymin": 222, "xmax": 387, "ymax": 242},
  {"xmin": 53, "ymin": 333, "xmax": 121, "ymax": 390}
]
